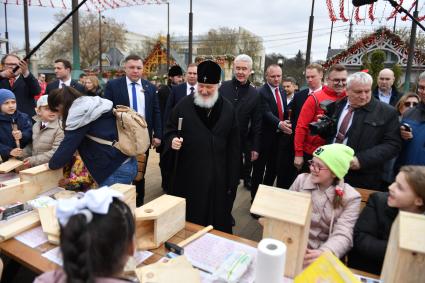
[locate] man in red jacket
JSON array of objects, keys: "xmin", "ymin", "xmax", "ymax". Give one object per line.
[{"xmin": 294, "ymin": 64, "xmax": 347, "ymax": 172}]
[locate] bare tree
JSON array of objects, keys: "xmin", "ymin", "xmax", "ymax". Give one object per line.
[{"xmin": 42, "ymin": 12, "xmax": 126, "ymax": 69}]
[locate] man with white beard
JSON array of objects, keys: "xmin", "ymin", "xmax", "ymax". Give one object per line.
[{"xmin": 163, "ymin": 60, "xmax": 240, "ymax": 233}]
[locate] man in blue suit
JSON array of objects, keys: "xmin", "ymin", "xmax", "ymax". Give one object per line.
[
  {"xmin": 104, "ymin": 54, "xmax": 162, "ymax": 205},
  {"xmin": 45, "ymin": 59, "xmax": 85, "ymax": 95},
  {"xmin": 163, "ymin": 63, "xmax": 198, "ymax": 124},
  {"xmin": 251, "ymin": 64, "xmax": 293, "ymax": 205}
]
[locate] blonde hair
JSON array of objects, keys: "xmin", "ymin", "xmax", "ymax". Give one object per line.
[
  {"xmin": 395, "ymin": 92, "xmax": 420, "ymax": 114},
  {"xmin": 85, "ymin": 75, "xmax": 100, "ymax": 90}
]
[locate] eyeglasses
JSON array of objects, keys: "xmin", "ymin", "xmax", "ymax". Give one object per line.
[
  {"xmin": 330, "ymin": 78, "xmax": 346, "ymax": 85},
  {"xmin": 417, "ymin": 85, "xmax": 425, "ymax": 91},
  {"xmin": 308, "ymin": 160, "xmax": 329, "ymax": 172},
  {"xmin": 404, "ymin": 102, "xmax": 418, "ymax": 107}
]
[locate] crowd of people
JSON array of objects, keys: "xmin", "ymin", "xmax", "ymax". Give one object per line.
[{"xmin": 0, "ymin": 51, "xmax": 425, "ymax": 281}]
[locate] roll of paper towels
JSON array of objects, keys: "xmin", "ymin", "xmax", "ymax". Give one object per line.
[{"xmin": 255, "ymin": 238, "xmax": 287, "ymax": 283}]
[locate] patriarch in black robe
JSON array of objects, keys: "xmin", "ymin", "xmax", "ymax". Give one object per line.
[{"xmin": 163, "ymin": 60, "xmax": 240, "ymax": 233}]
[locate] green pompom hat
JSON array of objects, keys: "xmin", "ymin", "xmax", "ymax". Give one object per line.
[{"xmin": 313, "ymin": 144, "xmax": 354, "ymax": 179}]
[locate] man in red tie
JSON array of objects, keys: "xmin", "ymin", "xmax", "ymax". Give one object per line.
[
  {"xmin": 251, "ymin": 64, "xmax": 292, "ymax": 204},
  {"xmin": 0, "ymin": 54, "xmax": 41, "ymax": 117},
  {"xmin": 294, "ymin": 64, "xmax": 348, "ymax": 173}
]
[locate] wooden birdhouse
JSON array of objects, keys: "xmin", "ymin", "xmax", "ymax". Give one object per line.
[
  {"xmin": 381, "ymin": 211, "xmax": 425, "ymax": 283},
  {"xmin": 135, "ymin": 194, "xmax": 185, "ymax": 250},
  {"xmin": 250, "ymin": 184, "xmax": 312, "ymax": 278},
  {"xmin": 19, "ymin": 164, "xmax": 62, "ymax": 194}
]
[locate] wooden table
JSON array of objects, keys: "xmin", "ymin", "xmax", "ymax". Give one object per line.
[{"xmin": 0, "ymin": 222, "xmax": 379, "ymax": 280}]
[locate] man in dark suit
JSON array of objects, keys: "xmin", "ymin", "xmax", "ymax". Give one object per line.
[
  {"xmin": 219, "ymin": 54, "xmax": 262, "ymax": 223},
  {"xmin": 329, "ymin": 72, "xmax": 401, "ymax": 190},
  {"xmin": 291, "ymin": 63, "xmax": 323, "ymax": 129},
  {"xmin": 372, "ymin": 68, "xmax": 402, "ymax": 107},
  {"xmin": 251, "ymin": 64, "xmax": 292, "ymax": 203},
  {"xmin": 45, "ymin": 59, "xmax": 85, "ymax": 95},
  {"xmin": 156, "ymin": 65, "xmax": 183, "ymax": 192},
  {"xmin": 164, "ymin": 63, "xmax": 198, "ymax": 124},
  {"xmin": 0, "ymin": 54, "xmax": 41, "ymax": 117},
  {"xmin": 104, "ymin": 54, "xmax": 162, "ymax": 205}
]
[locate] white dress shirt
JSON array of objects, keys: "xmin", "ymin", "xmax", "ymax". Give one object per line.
[
  {"xmin": 378, "ymin": 88, "xmax": 392, "ymax": 105},
  {"xmin": 126, "ymin": 77, "xmax": 145, "ymax": 117},
  {"xmin": 308, "ymin": 85, "xmax": 323, "ymax": 95},
  {"xmin": 59, "ymin": 78, "xmax": 72, "ymax": 88},
  {"xmin": 186, "ymin": 83, "xmax": 197, "ymax": 96}
]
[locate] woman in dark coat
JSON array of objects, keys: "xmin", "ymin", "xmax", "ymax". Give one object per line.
[{"xmin": 348, "ymin": 165, "xmax": 425, "ymax": 275}]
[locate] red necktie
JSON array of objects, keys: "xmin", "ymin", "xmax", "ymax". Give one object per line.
[
  {"xmin": 274, "ymin": 87, "xmax": 284, "ymax": 121},
  {"xmin": 9, "ymin": 78, "xmax": 15, "ymax": 88},
  {"xmin": 335, "ymin": 106, "xmax": 354, "ymax": 143}
]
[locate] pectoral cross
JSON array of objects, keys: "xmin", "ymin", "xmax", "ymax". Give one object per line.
[{"xmin": 203, "ymin": 76, "xmax": 207, "ymax": 82}]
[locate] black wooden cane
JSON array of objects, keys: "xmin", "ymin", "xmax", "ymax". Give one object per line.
[{"xmin": 170, "ymin": 117, "xmax": 183, "ymax": 195}]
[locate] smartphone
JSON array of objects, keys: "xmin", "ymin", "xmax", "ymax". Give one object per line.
[{"xmin": 402, "ymin": 123, "xmax": 412, "ymax": 132}]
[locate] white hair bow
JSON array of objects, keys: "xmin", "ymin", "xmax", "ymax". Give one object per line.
[{"xmin": 56, "ymin": 186, "xmax": 123, "ymax": 226}]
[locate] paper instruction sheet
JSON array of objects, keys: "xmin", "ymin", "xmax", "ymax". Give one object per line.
[{"xmin": 15, "ymin": 226, "xmax": 48, "ymax": 248}]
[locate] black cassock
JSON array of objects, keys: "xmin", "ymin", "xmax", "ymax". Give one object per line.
[{"xmin": 163, "ymin": 95, "xmax": 240, "ymax": 233}]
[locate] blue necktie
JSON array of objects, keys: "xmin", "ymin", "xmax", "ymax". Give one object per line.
[{"xmin": 131, "ymin": 82, "xmax": 138, "ymax": 112}]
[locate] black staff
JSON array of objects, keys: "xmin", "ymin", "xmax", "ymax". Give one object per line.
[{"xmin": 170, "ymin": 117, "xmax": 183, "ymax": 195}]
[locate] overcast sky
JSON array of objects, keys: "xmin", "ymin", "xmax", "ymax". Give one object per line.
[{"xmin": 2, "ymin": 0, "xmax": 423, "ymax": 61}]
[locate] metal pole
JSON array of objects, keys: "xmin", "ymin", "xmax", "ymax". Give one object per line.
[
  {"xmin": 305, "ymin": 0, "xmax": 315, "ymax": 67},
  {"xmin": 404, "ymin": 0, "xmax": 419, "ymax": 92},
  {"xmin": 4, "ymin": 4, "xmax": 9, "ymax": 53},
  {"xmin": 99, "ymin": 11, "xmax": 102, "ymax": 74},
  {"xmin": 72, "ymin": 0, "xmax": 81, "ymax": 79},
  {"xmin": 328, "ymin": 21, "xmax": 334, "ymax": 50},
  {"xmin": 23, "ymin": 0, "xmax": 30, "ymax": 56},
  {"xmin": 188, "ymin": 0, "xmax": 193, "ymax": 64},
  {"xmin": 393, "ymin": 14, "xmax": 397, "ymax": 33},
  {"xmin": 167, "ymin": 2, "xmax": 170, "ymax": 70}
]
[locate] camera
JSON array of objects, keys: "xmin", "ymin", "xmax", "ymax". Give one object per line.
[{"xmin": 309, "ymin": 100, "xmax": 337, "ymax": 138}]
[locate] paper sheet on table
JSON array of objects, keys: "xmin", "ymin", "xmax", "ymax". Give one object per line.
[
  {"xmin": 134, "ymin": 250, "xmax": 154, "ymax": 265},
  {"xmin": 355, "ymin": 275, "xmax": 382, "ymax": 283},
  {"xmin": 184, "ymin": 233, "xmax": 293, "ymax": 283},
  {"xmin": 42, "ymin": 246, "xmax": 63, "ymax": 266},
  {"xmin": 15, "ymin": 226, "xmax": 48, "ymax": 248}
]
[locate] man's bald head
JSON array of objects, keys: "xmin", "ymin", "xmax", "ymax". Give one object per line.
[{"xmin": 377, "ymin": 68, "xmax": 395, "ymax": 93}]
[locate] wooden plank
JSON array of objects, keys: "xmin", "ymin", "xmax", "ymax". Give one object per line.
[
  {"xmin": 0, "ymin": 211, "xmax": 40, "ymax": 242},
  {"xmin": 250, "ymin": 185, "xmax": 311, "ymax": 225},
  {"xmin": 0, "ymin": 181, "xmax": 36, "ymax": 206},
  {"xmin": 0, "ymin": 159, "xmax": 24, "ymax": 173},
  {"xmin": 38, "ymin": 206, "xmax": 60, "ymax": 239}
]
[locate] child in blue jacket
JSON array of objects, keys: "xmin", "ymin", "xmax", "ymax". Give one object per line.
[{"xmin": 0, "ymin": 89, "xmax": 32, "ymax": 162}]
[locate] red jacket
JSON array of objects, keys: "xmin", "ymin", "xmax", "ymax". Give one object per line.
[{"xmin": 294, "ymin": 86, "xmax": 346, "ymax": 156}]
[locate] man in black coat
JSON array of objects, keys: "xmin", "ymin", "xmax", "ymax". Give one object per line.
[
  {"xmin": 372, "ymin": 68, "xmax": 402, "ymax": 107},
  {"xmin": 251, "ymin": 64, "xmax": 292, "ymax": 202},
  {"xmin": 0, "ymin": 54, "xmax": 41, "ymax": 117},
  {"xmin": 164, "ymin": 63, "xmax": 198, "ymax": 124},
  {"xmin": 163, "ymin": 60, "xmax": 240, "ymax": 233},
  {"xmin": 219, "ymin": 54, "xmax": 262, "ymax": 214},
  {"xmin": 329, "ymin": 72, "xmax": 401, "ymax": 190},
  {"xmin": 45, "ymin": 59, "xmax": 85, "ymax": 95},
  {"xmin": 156, "ymin": 65, "xmax": 183, "ymax": 192}
]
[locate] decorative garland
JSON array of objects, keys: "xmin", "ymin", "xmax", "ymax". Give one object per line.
[
  {"xmin": 354, "ymin": 7, "xmax": 363, "ymax": 23},
  {"xmin": 327, "ymin": 0, "xmax": 338, "ymax": 22},
  {"xmin": 339, "ymin": 0, "xmax": 349, "ymax": 22},
  {"xmin": 323, "ymin": 27, "xmax": 425, "ymax": 69},
  {"xmin": 387, "ymin": 0, "xmax": 404, "ymax": 20},
  {"xmin": 368, "ymin": 3, "xmax": 376, "ymax": 22}
]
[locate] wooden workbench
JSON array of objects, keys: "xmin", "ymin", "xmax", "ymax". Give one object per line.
[{"xmin": 0, "ymin": 222, "xmax": 378, "ymax": 280}]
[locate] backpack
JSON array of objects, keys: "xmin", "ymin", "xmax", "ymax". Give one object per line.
[{"xmin": 86, "ymin": 105, "xmax": 150, "ymax": 157}]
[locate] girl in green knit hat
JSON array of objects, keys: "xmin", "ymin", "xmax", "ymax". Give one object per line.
[{"xmin": 289, "ymin": 143, "xmax": 361, "ymax": 267}]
